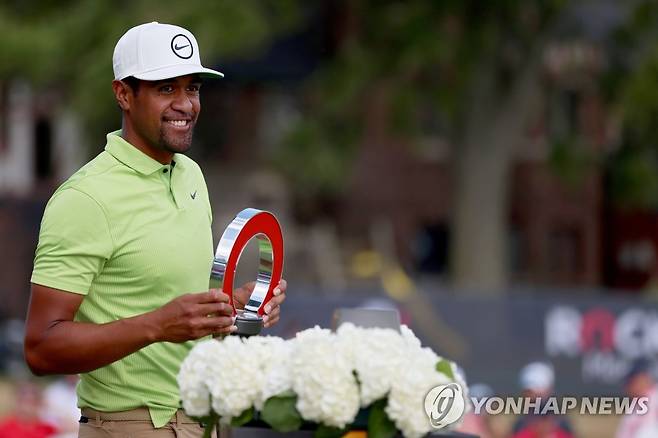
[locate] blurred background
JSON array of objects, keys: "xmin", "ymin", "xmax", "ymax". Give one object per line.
[{"xmin": 2, "ymin": 0, "xmax": 658, "ymax": 437}]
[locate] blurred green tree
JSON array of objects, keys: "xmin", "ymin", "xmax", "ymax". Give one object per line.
[
  {"xmin": 0, "ymin": 0, "xmax": 301, "ymax": 139},
  {"xmin": 278, "ymin": 0, "xmax": 564, "ymax": 292},
  {"xmin": 604, "ymin": 1, "xmax": 658, "ymax": 210}
]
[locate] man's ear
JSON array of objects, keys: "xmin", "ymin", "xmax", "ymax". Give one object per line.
[{"xmin": 112, "ymin": 80, "xmax": 132, "ymax": 111}]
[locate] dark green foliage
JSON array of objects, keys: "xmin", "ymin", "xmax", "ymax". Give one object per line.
[
  {"xmin": 368, "ymin": 399, "xmax": 397, "ymax": 438},
  {"xmin": 261, "ymin": 392, "xmax": 303, "ymax": 432},
  {"xmin": 0, "ymin": 0, "xmax": 302, "ymax": 143}
]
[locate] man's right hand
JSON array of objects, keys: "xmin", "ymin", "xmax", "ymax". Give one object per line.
[{"xmin": 152, "ymin": 289, "xmax": 237, "ymax": 342}]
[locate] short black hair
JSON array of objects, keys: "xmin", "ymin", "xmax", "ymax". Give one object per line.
[{"xmin": 122, "ymin": 76, "xmax": 141, "ymax": 95}]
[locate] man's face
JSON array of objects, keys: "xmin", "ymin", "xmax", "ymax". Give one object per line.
[{"xmin": 126, "ymin": 74, "xmax": 202, "ymax": 155}]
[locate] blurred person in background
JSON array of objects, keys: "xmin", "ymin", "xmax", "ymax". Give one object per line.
[
  {"xmin": 616, "ymin": 359, "xmax": 658, "ymax": 438},
  {"xmin": 512, "ymin": 412, "xmax": 574, "ymax": 438},
  {"xmin": 512, "ymin": 361, "xmax": 574, "ymax": 438},
  {"xmin": 0, "ymin": 381, "xmax": 57, "ymax": 438},
  {"xmin": 40, "ymin": 376, "xmax": 79, "ymax": 438},
  {"xmin": 457, "ymin": 383, "xmax": 496, "ymax": 438},
  {"xmin": 23, "ymin": 21, "xmax": 287, "ymax": 438}
]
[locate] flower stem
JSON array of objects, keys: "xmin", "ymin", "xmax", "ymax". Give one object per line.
[{"xmin": 202, "ymin": 423, "xmax": 215, "ymax": 438}]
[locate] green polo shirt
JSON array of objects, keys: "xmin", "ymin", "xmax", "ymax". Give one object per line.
[{"xmin": 31, "ymin": 131, "xmax": 214, "ymax": 427}]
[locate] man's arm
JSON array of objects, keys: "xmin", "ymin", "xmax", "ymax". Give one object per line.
[{"xmin": 24, "ymin": 283, "xmax": 235, "ymax": 376}]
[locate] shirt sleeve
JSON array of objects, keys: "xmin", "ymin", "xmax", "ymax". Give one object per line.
[{"xmin": 31, "ymin": 188, "xmax": 113, "ymax": 295}]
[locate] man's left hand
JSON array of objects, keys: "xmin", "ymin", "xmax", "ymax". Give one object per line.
[{"xmin": 233, "ymin": 279, "xmax": 287, "ymax": 328}]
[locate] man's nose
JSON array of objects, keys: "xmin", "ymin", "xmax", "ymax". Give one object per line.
[{"xmin": 171, "ymin": 90, "xmax": 194, "ymax": 113}]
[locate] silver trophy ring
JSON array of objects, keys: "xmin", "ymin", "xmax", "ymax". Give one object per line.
[{"xmin": 209, "ymin": 208, "xmax": 284, "ymax": 335}]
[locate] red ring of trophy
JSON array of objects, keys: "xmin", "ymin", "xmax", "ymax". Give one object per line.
[{"xmin": 210, "ymin": 208, "xmax": 284, "ymax": 336}]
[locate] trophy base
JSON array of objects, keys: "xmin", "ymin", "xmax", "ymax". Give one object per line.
[{"xmin": 235, "ymin": 312, "xmax": 263, "ymax": 337}]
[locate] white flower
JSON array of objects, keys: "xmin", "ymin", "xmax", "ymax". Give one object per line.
[
  {"xmin": 385, "ymin": 324, "xmax": 462, "ymax": 438},
  {"xmin": 336, "ymin": 323, "xmax": 407, "ymax": 406},
  {"xmin": 386, "ymin": 356, "xmax": 451, "ymax": 438},
  {"xmin": 203, "ymin": 336, "xmax": 262, "ymax": 422},
  {"xmin": 400, "ymin": 324, "xmax": 422, "ymax": 350},
  {"xmin": 290, "ymin": 326, "xmax": 360, "ymax": 428},
  {"xmin": 244, "ymin": 336, "xmax": 294, "ymax": 410},
  {"xmin": 178, "ymin": 339, "xmax": 220, "ymax": 417}
]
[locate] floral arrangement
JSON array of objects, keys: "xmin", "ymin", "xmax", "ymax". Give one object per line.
[{"xmin": 178, "ymin": 323, "xmax": 468, "ymax": 438}]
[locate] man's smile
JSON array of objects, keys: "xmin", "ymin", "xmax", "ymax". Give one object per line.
[{"xmin": 166, "ymin": 119, "xmax": 190, "ymax": 127}]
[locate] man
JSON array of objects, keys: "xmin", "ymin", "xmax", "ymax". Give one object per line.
[
  {"xmin": 511, "ymin": 361, "xmax": 574, "ymax": 438},
  {"xmin": 24, "ymin": 22, "xmax": 287, "ymax": 438},
  {"xmin": 616, "ymin": 359, "xmax": 658, "ymax": 438}
]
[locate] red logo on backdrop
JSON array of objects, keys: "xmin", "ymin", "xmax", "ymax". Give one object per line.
[
  {"xmin": 580, "ymin": 308, "xmax": 616, "ymax": 353},
  {"xmin": 545, "ymin": 306, "xmax": 657, "ymax": 384}
]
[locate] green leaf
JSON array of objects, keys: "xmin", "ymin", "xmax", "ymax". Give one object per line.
[
  {"xmin": 230, "ymin": 406, "xmax": 254, "ymax": 427},
  {"xmin": 368, "ymin": 399, "xmax": 397, "ymax": 438},
  {"xmin": 314, "ymin": 424, "xmax": 348, "ymax": 438},
  {"xmin": 201, "ymin": 424, "xmax": 214, "ymax": 438},
  {"xmin": 189, "ymin": 411, "xmax": 219, "ymax": 438},
  {"xmin": 261, "ymin": 394, "xmax": 302, "ymax": 433},
  {"xmin": 436, "ymin": 359, "xmax": 455, "ymax": 380},
  {"xmin": 198, "ymin": 412, "xmax": 219, "ymax": 438}
]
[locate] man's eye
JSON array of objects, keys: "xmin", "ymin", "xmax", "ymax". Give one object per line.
[
  {"xmin": 188, "ymin": 85, "xmax": 201, "ymax": 93},
  {"xmin": 159, "ymin": 86, "xmax": 174, "ymax": 93}
]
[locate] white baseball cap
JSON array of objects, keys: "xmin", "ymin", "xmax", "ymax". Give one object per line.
[
  {"xmin": 113, "ymin": 22, "xmax": 224, "ymax": 81},
  {"xmin": 519, "ymin": 361, "xmax": 554, "ymax": 392}
]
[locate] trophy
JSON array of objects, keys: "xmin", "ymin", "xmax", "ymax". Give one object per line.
[{"xmin": 210, "ymin": 208, "xmax": 284, "ymax": 337}]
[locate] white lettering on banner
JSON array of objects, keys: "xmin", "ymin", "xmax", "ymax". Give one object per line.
[
  {"xmin": 615, "ymin": 309, "xmax": 646, "ymax": 360},
  {"xmin": 582, "ymin": 352, "xmax": 629, "ymax": 384},
  {"xmin": 645, "ymin": 313, "xmax": 658, "ymax": 355},
  {"xmin": 545, "ymin": 306, "xmax": 582, "ymax": 357}
]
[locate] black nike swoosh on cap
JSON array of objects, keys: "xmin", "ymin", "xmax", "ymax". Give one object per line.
[{"xmin": 174, "ymin": 44, "xmax": 190, "ymax": 51}]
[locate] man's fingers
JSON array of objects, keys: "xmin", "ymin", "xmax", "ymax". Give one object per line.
[
  {"xmin": 264, "ymin": 313, "xmax": 279, "ymax": 328},
  {"xmin": 196, "ymin": 302, "xmax": 234, "ymax": 317},
  {"xmin": 265, "ymin": 294, "xmax": 286, "ymax": 314},
  {"xmin": 199, "ymin": 316, "xmax": 235, "ymax": 331},
  {"xmin": 273, "ymin": 279, "xmax": 287, "ymax": 296},
  {"xmin": 212, "ymin": 325, "xmax": 238, "ymax": 335},
  {"xmin": 195, "ymin": 289, "xmax": 230, "ymax": 304},
  {"xmin": 264, "ymin": 306, "xmax": 280, "ymax": 321}
]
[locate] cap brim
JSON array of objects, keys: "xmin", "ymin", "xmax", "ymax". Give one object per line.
[{"xmin": 131, "ymin": 64, "xmax": 224, "ymax": 81}]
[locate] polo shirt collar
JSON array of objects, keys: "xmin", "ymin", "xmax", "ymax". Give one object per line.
[{"xmin": 105, "ymin": 130, "xmax": 167, "ymax": 175}]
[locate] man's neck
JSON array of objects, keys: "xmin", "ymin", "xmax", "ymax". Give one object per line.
[{"xmin": 121, "ymin": 122, "xmax": 173, "ymax": 165}]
